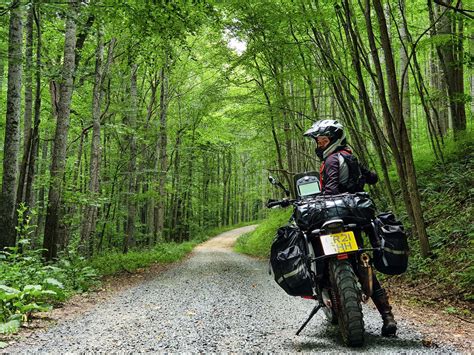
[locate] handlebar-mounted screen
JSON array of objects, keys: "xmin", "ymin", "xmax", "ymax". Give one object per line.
[{"xmin": 295, "ymin": 173, "xmax": 321, "ymax": 197}]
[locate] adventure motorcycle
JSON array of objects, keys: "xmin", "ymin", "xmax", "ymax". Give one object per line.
[{"xmin": 267, "ymin": 172, "xmax": 406, "ymax": 347}]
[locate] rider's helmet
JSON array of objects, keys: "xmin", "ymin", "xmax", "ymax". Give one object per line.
[{"xmin": 303, "ymin": 119, "xmax": 346, "ymax": 160}]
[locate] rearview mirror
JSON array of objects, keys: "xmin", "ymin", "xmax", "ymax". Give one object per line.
[
  {"xmin": 268, "ymin": 175, "xmax": 278, "ymax": 185},
  {"xmin": 268, "ymin": 175, "xmax": 290, "ymax": 197}
]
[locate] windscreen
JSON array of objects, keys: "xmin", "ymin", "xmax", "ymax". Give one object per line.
[{"xmin": 298, "ymin": 181, "xmax": 321, "ymax": 196}]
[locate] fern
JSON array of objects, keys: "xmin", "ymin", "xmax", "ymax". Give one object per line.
[{"xmin": 0, "ymin": 320, "xmax": 21, "ymax": 335}]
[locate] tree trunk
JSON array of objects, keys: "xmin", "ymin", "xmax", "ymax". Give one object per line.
[
  {"xmin": 432, "ymin": 0, "xmax": 466, "ymax": 136},
  {"xmin": 34, "ymin": 139, "xmax": 48, "ymax": 245},
  {"xmin": 24, "ymin": 2, "xmax": 42, "ymax": 212},
  {"xmin": 338, "ymin": 1, "xmax": 397, "ymax": 207},
  {"xmin": 123, "ymin": 63, "xmax": 138, "ymax": 254},
  {"xmin": 23, "ymin": 4, "xmax": 33, "ymax": 154},
  {"xmin": 253, "ymin": 57, "xmax": 292, "ymax": 193},
  {"xmin": 431, "ymin": 54, "xmax": 449, "ymax": 136},
  {"xmin": 80, "ymin": 33, "xmax": 115, "ymax": 256},
  {"xmin": 399, "ymin": 0, "xmax": 411, "ymax": 137},
  {"xmin": 156, "ymin": 62, "xmax": 169, "ymax": 240},
  {"xmin": 397, "ymin": 3, "xmax": 444, "ymax": 162},
  {"xmin": 16, "ymin": 4, "xmax": 33, "ymax": 210},
  {"xmin": 0, "ymin": 58, "xmax": 4, "ymax": 102},
  {"xmin": 356, "ymin": 0, "xmax": 413, "ymax": 220},
  {"xmin": 0, "ymin": 1, "xmax": 23, "ymax": 249},
  {"xmin": 373, "ymin": 0, "xmax": 431, "ymax": 257},
  {"xmin": 169, "ymin": 132, "xmax": 182, "ymax": 239},
  {"xmin": 15, "ymin": 3, "xmax": 37, "ymax": 237},
  {"xmin": 43, "ymin": 0, "xmax": 78, "ymax": 260}
]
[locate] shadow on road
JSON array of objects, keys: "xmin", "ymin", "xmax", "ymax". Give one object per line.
[{"xmin": 289, "ymin": 323, "xmax": 427, "ymax": 353}]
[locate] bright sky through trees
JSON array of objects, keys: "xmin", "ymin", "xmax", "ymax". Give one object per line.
[{"xmin": 224, "ymin": 28, "xmax": 247, "ymax": 55}]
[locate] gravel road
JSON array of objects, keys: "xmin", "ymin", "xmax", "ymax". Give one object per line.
[{"xmin": 6, "ymin": 226, "xmax": 456, "ymax": 353}]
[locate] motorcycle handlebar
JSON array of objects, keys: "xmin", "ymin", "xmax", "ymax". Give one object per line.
[{"xmin": 266, "ymin": 199, "xmax": 295, "ymax": 208}]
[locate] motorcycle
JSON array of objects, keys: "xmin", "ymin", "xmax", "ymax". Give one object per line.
[{"xmin": 267, "ymin": 172, "xmax": 380, "ymax": 347}]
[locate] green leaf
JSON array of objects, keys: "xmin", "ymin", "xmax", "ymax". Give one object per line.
[
  {"xmin": 0, "ymin": 285, "xmax": 21, "ymax": 302},
  {"xmin": 41, "ymin": 290, "xmax": 57, "ymax": 296},
  {"xmin": 0, "ymin": 320, "xmax": 21, "ymax": 335},
  {"xmin": 0, "ymin": 341, "xmax": 8, "ymax": 349},
  {"xmin": 22, "ymin": 285, "xmax": 43, "ymax": 298},
  {"xmin": 8, "ymin": 314, "xmax": 22, "ymax": 321},
  {"xmin": 23, "ymin": 285, "xmax": 42, "ymax": 292},
  {"xmin": 44, "ymin": 278, "xmax": 64, "ymax": 289},
  {"xmin": 0, "ymin": 285, "xmax": 20, "ymax": 294},
  {"xmin": 19, "ymin": 303, "xmax": 52, "ymax": 313}
]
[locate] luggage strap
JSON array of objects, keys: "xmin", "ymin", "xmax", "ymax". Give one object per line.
[
  {"xmin": 277, "ymin": 263, "xmax": 307, "ymax": 284},
  {"xmin": 380, "ymin": 239, "xmax": 409, "ymax": 266}
]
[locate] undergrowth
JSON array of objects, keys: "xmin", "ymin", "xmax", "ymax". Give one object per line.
[
  {"xmin": 89, "ymin": 241, "xmax": 197, "ymax": 276},
  {"xmin": 0, "ymin": 207, "xmax": 98, "ymax": 338},
  {"xmin": 234, "ymin": 210, "xmax": 290, "ymax": 257},
  {"xmin": 399, "ymin": 136, "xmax": 473, "ymax": 304},
  {"xmin": 0, "ymin": 217, "xmax": 258, "ymax": 340}
]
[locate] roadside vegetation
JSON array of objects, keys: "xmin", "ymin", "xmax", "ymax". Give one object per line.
[
  {"xmin": 235, "ymin": 209, "xmax": 291, "ymax": 258},
  {"xmin": 0, "ymin": 221, "xmax": 256, "ymax": 340},
  {"xmin": 236, "ymin": 133, "xmax": 474, "ymax": 310},
  {"xmin": 89, "ymin": 221, "xmax": 258, "ymax": 276}
]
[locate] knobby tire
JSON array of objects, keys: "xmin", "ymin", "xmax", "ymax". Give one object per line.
[{"xmin": 330, "ymin": 259, "xmax": 365, "ymax": 347}]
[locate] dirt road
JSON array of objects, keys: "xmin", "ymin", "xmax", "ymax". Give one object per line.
[{"xmin": 5, "ymin": 226, "xmax": 456, "ymax": 353}]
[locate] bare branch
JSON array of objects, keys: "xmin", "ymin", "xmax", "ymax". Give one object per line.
[{"xmin": 433, "ymin": 0, "xmax": 474, "ymax": 19}]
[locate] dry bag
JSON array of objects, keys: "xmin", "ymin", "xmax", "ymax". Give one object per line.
[
  {"xmin": 270, "ymin": 225, "xmax": 313, "ymax": 296},
  {"xmin": 373, "ymin": 212, "xmax": 409, "ymax": 275}
]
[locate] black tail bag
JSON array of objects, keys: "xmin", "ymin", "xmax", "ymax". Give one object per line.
[
  {"xmin": 270, "ymin": 225, "xmax": 313, "ymax": 296},
  {"xmin": 372, "ymin": 212, "xmax": 409, "ymax": 275}
]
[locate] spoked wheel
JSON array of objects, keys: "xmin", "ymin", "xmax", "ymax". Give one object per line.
[{"xmin": 329, "ymin": 259, "xmax": 365, "ymax": 347}]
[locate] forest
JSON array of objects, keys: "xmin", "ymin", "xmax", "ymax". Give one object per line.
[{"xmin": 0, "ymin": 0, "xmax": 472, "ymax": 338}]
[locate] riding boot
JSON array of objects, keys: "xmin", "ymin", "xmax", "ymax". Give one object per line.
[{"xmin": 371, "ymin": 288, "xmax": 397, "ymax": 336}]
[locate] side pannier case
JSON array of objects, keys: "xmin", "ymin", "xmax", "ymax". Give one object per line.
[
  {"xmin": 270, "ymin": 225, "xmax": 313, "ymax": 296},
  {"xmin": 372, "ymin": 212, "xmax": 409, "ymax": 275}
]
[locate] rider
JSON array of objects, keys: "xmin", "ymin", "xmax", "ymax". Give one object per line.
[{"xmin": 304, "ymin": 119, "xmax": 397, "ymax": 337}]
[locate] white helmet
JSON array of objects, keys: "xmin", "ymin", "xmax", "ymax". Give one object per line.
[{"xmin": 304, "ymin": 120, "xmax": 346, "ymax": 159}]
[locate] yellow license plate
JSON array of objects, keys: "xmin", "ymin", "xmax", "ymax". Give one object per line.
[{"xmin": 320, "ymin": 231, "xmax": 358, "ymax": 255}]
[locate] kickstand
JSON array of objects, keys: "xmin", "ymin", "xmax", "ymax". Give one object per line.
[{"xmin": 296, "ymin": 304, "xmax": 321, "ymax": 336}]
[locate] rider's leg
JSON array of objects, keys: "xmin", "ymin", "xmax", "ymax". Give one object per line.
[{"xmin": 371, "ymin": 275, "xmax": 397, "ymax": 336}]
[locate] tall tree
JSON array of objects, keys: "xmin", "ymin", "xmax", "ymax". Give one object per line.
[
  {"xmin": 430, "ymin": 0, "xmax": 467, "ymax": 136},
  {"xmin": 372, "ymin": 0, "xmax": 431, "ymax": 257},
  {"xmin": 156, "ymin": 60, "xmax": 169, "ymax": 241},
  {"xmin": 0, "ymin": 0, "xmax": 23, "ymax": 249},
  {"xmin": 43, "ymin": 0, "xmax": 79, "ymax": 260},
  {"xmin": 80, "ymin": 30, "xmax": 115, "ymax": 256},
  {"xmin": 16, "ymin": 2, "xmax": 34, "ymax": 225},
  {"xmin": 398, "ymin": 0, "xmax": 411, "ymax": 136},
  {"xmin": 123, "ymin": 63, "xmax": 138, "ymax": 253}
]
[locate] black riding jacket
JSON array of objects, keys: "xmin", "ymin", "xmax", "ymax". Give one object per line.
[{"xmin": 319, "ymin": 147, "xmax": 378, "ymax": 195}]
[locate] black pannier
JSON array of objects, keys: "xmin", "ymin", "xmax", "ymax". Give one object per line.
[
  {"xmin": 372, "ymin": 212, "xmax": 409, "ymax": 275},
  {"xmin": 294, "ymin": 192, "xmax": 376, "ymax": 230},
  {"xmin": 270, "ymin": 225, "xmax": 313, "ymax": 296}
]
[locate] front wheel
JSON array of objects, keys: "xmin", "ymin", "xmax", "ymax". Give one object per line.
[{"xmin": 329, "ymin": 259, "xmax": 365, "ymax": 347}]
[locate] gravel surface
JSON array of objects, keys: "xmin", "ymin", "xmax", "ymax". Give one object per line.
[{"xmin": 6, "ymin": 226, "xmax": 457, "ymax": 353}]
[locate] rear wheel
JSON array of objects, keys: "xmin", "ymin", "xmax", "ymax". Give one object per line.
[{"xmin": 329, "ymin": 259, "xmax": 364, "ymax": 347}]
